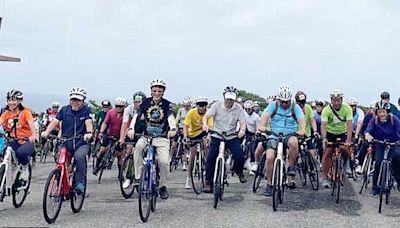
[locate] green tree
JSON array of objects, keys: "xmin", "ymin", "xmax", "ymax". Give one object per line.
[
  {"xmin": 237, "ymin": 90, "xmax": 267, "ymax": 109},
  {"xmin": 88, "ymin": 99, "xmax": 101, "ymax": 114}
]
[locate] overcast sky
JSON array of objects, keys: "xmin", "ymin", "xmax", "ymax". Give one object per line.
[{"xmin": 1, "ymin": 0, "xmax": 400, "ymax": 106}]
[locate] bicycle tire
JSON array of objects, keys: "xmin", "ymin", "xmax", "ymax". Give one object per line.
[
  {"xmin": 336, "ymin": 156, "xmax": 343, "ymax": 204},
  {"xmin": 12, "ymin": 164, "xmax": 31, "ymax": 208},
  {"xmin": 191, "ymin": 152, "xmax": 204, "ymax": 194},
  {"xmin": 41, "ymin": 141, "xmax": 51, "ymax": 163},
  {"xmin": 138, "ymin": 164, "xmax": 151, "ymax": 222},
  {"xmin": 359, "ymin": 154, "xmax": 371, "ymax": 194},
  {"xmin": 378, "ymin": 161, "xmax": 387, "ymax": 213},
  {"xmin": 252, "ymin": 155, "xmax": 266, "ymax": 193},
  {"xmin": 150, "ymin": 163, "xmax": 158, "ymax": 212},
  {"xmin": 120, "ymin": 154, "xmax": 136, "ymax": 199},
  {"xmin": 43, "ymin": 168, "xmax": 63, "ymax": 224},
  {"xmin": 308, "ymin": 155, "xmax": 319, "ymax": 191},
  {"xmin": 98, "ymin": 151, "xmax": 111, "ymax": 184},
  {"xmin": 272, "ymin": 159, "xmax": 281, "ymax": 211},
  {"xmin": 71, "ymin": 164, "xmax": 87, "ymax": 213},
  {"xmin": 213, "ymin": 159, "xmax": 223, "ymax": 209},
  {"xmin": 297, "ymin": 156, "xmax": 307, "ymax": 186}
]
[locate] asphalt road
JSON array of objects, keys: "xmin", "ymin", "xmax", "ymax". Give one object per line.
[{"xmin": 1, "ymin": 159, "xmax": 399, "ymax": 228}]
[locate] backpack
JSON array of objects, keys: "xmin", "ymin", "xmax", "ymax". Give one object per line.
[
  {"xmin": 270, "ymin": 101, "xmax": 297, "ymax": 122},
  {"xmin": 374, "ymin": 114, "xmax": 394, "ymax": 126}
]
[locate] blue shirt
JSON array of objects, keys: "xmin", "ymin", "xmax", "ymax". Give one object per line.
[
  {"xmin": 390, "ymin": 103, "xmax": 398, "ymax": 117},
  {"xmin": 365, "ymin": 114, "xmax": 400, "ymax": 142},
  {"xmin": 264, "ymin": 101, "xmax": 305, "ymax": 136},
  {"xmin": 56, "ymin": 105, "xmax": 92, "ymax": 152}
]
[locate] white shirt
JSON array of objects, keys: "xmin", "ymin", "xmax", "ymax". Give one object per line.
[{"xmin": 245, "ymin": 111, "xmax": 260, "ymax": 133}]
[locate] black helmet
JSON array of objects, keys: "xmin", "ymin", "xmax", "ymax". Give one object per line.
[
  {"xmin": 133, "ymin": 91, "xmax": 146, "ymax": 101},
  {"xmin": 7, "ymin": 90, "xmax": 23, "ymax": 100},
  {"xmin": 101, "ymin": 100, "xmax": 111, "ymax": 107},
  {"xmin": 375, "ymin": 100, "xmax": 391, "ymax": 112},
  {"xmin": 380, "ymin": 91, "xmax": 390, "ymax": 100}
]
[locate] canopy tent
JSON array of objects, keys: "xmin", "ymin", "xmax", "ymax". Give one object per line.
[{"xmin": 0, "ymin": 1, "xmax": 21, "ymax": 62}]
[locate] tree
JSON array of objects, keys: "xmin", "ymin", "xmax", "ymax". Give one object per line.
[
  {"xmin": 237, "ymin": 90, "xmax": 268, "ymax": 109},
  {"xmin": 88, "ymin": 99, "xmax": 101, "ymax": 114}
]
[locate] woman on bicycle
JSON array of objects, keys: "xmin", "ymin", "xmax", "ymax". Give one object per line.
[
  {"xmin": 364, "ymin": 100, "xmax": 400, "ymax": 195},
  {"xmin": 0, "ymin": 90, "xmax": 36, "ymax": 181}
]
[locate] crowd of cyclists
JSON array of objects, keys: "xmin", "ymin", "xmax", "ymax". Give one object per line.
[{"xmin": 1, "ymin": 79, "xmax": 400, "ymax": 222}]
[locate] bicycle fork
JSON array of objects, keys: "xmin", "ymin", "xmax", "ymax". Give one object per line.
[{"xmin": 213, "ymin": 142, "xmax": 225, "ymax": 185}]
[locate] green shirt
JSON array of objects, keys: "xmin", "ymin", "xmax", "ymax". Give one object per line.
[
  {"xmin": 321, "ymin": 104, "xmax": 353, "ymax": 135},
  {"xmin": 304, "ymin": 104, "xmax": 314, "ymax": 137}
]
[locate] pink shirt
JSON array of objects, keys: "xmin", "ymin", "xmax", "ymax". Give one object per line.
[{"xmin": 103, "ymin": 108, "xmax": 123, "ymax": 137}]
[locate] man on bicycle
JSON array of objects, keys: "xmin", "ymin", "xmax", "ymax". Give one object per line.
[
  {"xmin": 172, "ymin": 97, "xmax": 191, "ymax": 171},
  {"xmin": 182, "ymin": 95, "xmax": 213, "ymax": 189},
  {"xmin": 257, "ymin": 85, "xmax": 305, "ymax": 196},
  {"xmin": 364, "ymin": 100, "xmax": 400, "ymax": 194},
  {"xmin": 320, "ymin": 89, "xmax": 353, "ymax": 188},
  {"xmin": 127, "ymin": 78, "xmax": 177, "ymax": 200},
  {"xmin": 201, "ymin": 86, "xmax": 247, "ymax": 193},
  {"xmin": 243, "ymin": 100, "xmax": 260, "ymax": 174},
  {"xmin": 42, "ymin": 87, "xmax": 93, "ymax": 194},
  {"xmin": 93, "ymin": 97, "xmax": 126, "ymax": 177}
]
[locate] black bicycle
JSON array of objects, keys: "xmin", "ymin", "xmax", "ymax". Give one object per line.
[
  {"xmin": 297, "ymin": 136, "xmax": 319, "ymax": 190},
  {"xmin": 252, "ymin": 133, "xmax": 268, "ymax": 193}
]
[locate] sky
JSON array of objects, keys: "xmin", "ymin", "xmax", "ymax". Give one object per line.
[{"xmin": 1, "ymin": 0, "xmax": 400, "ymax": 110}]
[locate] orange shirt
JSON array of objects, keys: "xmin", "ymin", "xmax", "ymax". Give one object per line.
[{"xmin": 0, "ymin": 108, "xmax": 34, "ymax": 138}]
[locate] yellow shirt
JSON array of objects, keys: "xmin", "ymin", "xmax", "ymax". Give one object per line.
[{"xmin": 184, "ymin": 108, "xmax": 213, "ymax": 138}]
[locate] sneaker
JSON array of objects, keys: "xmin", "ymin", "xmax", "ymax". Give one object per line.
[
  {"xmin": 288, "ymin": 178, "xmax": 296, "ymax": 189},
  {"xmin": 371, "ymin": 186, "xmax": 380, "ymax": 196},
  {"xmin": 20, "ymin": 165, "xmax": 30, "ymax": 181},
  {"xmin": 159, "ymin": 186, "xmax": 169, "ymax": 199},
  {"xmin": 238, "ymin": 173, "xmax": 247, "ymax": 183},
  {"xmin": 250, "ymin": 162, "xmax": 259, "ymax": 172},
  {"xmin": 321, "ymin": 178, "xmax": 331, "ymax": 189},
  {"xmin": 226, "ymin": 156, "xmax": 232, "ymax": 167},
  {"xmin": 263, "ymin": 184, "xmax": 273, "ymax": 197},
  {"xmin": 182, "ymin": 163, "xmax": 187, "ymax": 171},
  {"xmin": 185, "ymin": 177, "xmax": 192, "ymax": 189},
  {"xmin": 355, "ymin": 165, "xmax": 362, "ymax": 174},
  {"xmin": 74, "ymin": 182, "xmax": 85, "ymax": 195},
  {"xmin": 244, "ymin": 159, "xmax": 251, "ymax": 171},
  {"xmin": 287, "ymin": 165, "xmax": 296, "ymax": 177},
  {"xmin": 249, "ymin": 170, "xmax": 255, "ymax": 176},
  {"xmin": 122, "ymin": 179, "xmax": 131, "ymax": 189},
  {"xmin": 203, "ymin": 183, "xmax": 213, "ymax": 193}
]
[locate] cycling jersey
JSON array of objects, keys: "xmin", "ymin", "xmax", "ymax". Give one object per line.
[
  {"xmin": 103, "ymin": 108, "xmax": 123, "ymax": 138},
  {"xmin": 184, "ymin": 108, "xmax": 213, "ymax": 138},
  {"xmin": 207, "ymin": 101, "xmax": 245, "ymax": 139},
  {"xmin": 314, "ymin": 110, "xmax": 322, "ymax": 133},
  {"xmin": 176, "ymin": 108, "xmax": 189, "ymax": 128},
  {"xmin": 264, "ymin": 101, "xmax": 304, "ymax": 136},
  {"xmin": 321, "ymin": 104, "xmax": 353, "ymax": 135},
  {"xmin": 95, "ymin": 110, "xmax": 107, "ymax": 130},
  {"xmin": 352, "ymin": 107, "xmax": 365, "ymax": 131},
  {"xmin": 301, "ymin": 103, "xmax": 314, "ymax": 137},
  {"xmin": 244, "ymin": 111, "xmax": 260, "ymax": 134}
]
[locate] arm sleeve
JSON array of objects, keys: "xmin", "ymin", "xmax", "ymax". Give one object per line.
[
  {"xmin": 321, "ymin": 107, "xmax": 329, "ymax": 122},
  {"xmin": 206, "ymin": 103, "xmax": 217, "ymax": 117},
  {"xmin": 264, "ymin": 102, "xmax": 275, "ymax": 116},
  {"xmin": 103, "ymin": 111, "xmax": 110, "ymax": 125},
  {"xmin": 364, "ymin": 118, "xmax": 375, "ymax": 135},
  {"xmin": 294, "ymin": 104, "xmax": 305, "ymax": 119},
  {"xmin": 238, "ymin": 107, "xmax": 246, "ymax": 122},
  {"xmin": 357, "ymin": 109, "xmax": 365, "ymax": 123},
  {"xmin": 122, "ymin": 107, "xmax": 131, "ymax": 123},
  {"xmin": 56, "ymin": 108, "xmax": 64, "ymax": 121},
  {"xmin": 346, "ymin": 107, "xmax": 353, "ymax": 121}
]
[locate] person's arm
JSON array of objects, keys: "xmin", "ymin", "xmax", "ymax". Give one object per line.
[
  {"xmin": 43, "ymin": 119, "xmax": 61, "ymax": 136},
  {"xmin": 183, "ymin": 124, "xmax": 189, "ymax": 139},
  {"xmin": 99, "ymin": 111, "xmax": 110, "ymax": 137},
  {"xmin": 310, "ymin": 116, "xmax": 318, "ymax": 134},
  {"xmin": 203, "ymin": 103, "xmax": 216, "ymax": 132},
  {"xmin": 120, "ymin": 122, "xmax": 128, "ymax": 141},
  {"xmin": 345, "ymin": 108, "xmax": 353, "ymax": 144},
  {"xmin": 84, "ymin": 118, "xmax": 94, "ymax": 141},
  {"xmin": 257, "ymin": 103, "xmax": 274, "ymax": 132},
  {"xmin": 297, "ymin": 118, "xmax": 306, "ymax": 135}
]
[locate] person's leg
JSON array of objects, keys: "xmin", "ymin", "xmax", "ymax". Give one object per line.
[
  {"xmin": 14, "ymin": 142, "xmax": 35, "ymax": 165},
  {"xmin": 226, "ymin": 138, "xmax": 245, "ymax": 180},
  {"xmin": 205, "ymin": 137, "xmax": 220, "ymax": 188},
  {"xmin": 133, "ymin": 137, "xmax": 147, "ymax": 180},
  {"xmin": 372, "ymin": 144, "xmax": 385, "ymax": 193},
  {"xmin": 390, "ymin": 145, "xmax": 400, "ymax": 191},
  {"xmin": 154, "ymin": 137, "xmax": 171, "ymax": 199},
  {"xmin": 73, "ymin": 144, "xmax": 90, "ymax": 191}
]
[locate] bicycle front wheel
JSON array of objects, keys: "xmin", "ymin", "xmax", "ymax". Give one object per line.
[
  {"xmin": 213, "ymin": 159, "xmax": 223, "ymax": 209},
  {"xmin": 252, "ymin": 155, "xmax": 266, "ymax": 193},
  {"xmin": 12, "ymin": 164, "xmax": 32, "ymax": 208},
  {"xmin": 191, "ymin": 152, "xmax": 205, "ymax": 194},
  {"xmin": 335, "ymin": 156, "xmax": 343, "ymax": 204},
  {"xmin": 120, "ymin": 154, "xmax": 136, "ymax": 199},
  {"xmin": 41, "ymin": 141, "xmax": 50, "ymax": 163},
  {"xmin": 272, "ymin": 160, "xmax": 281, "ymax": 212},
  {"xmin": 71, "ymin": 165, "xmax": 86, "ymax": 213},
  {"xmin": 43, "ymin": 168, "xmax": 63, "ymax": 224},
  {"xmin": 138, "ymin": 164, "xmax": 151, "ymax": 222},
  {"xmin": 378, "ymin": 162, "xmax": 387, "ymax": 213},
  {"xmin": 308, "ymin": 155, "xmax": 319, "ymax": 191}
]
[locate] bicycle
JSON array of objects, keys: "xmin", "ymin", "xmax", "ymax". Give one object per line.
[
  {"xmin": 40, "ymin": 134, "xmax": 57, "ymax": 163},
  {"xmin": 271, "ymin": 132, "xmax": 289, "ymax": 212},
  {"xmin": 93, "ymin": 135, "xmax": 118, "ymax": 184},
  {"xmin": 297, "ymin": 136, "xmax": 319, "ymax": 190},
  {"xmin": 210, "ymin": 131, "xmax": 237, "ymax": 209},
  {"xmin": 0, "ymin": 135, "xmax": 32, "ymax": 208},
  {"xmin": 169, "ymin": 128, "xmax": 184, "ymax": 172},
  {"xmin": 119, "ymin": 141, "xmax": 137, "ymax": 199},
  {"xmin": 252, "ymin": 133, "xmax": 268, "ymax": 193},
  {"xmin": 326, "ymin": 139, "xmax": 349, "ymax": 204},
  {"xmin": 42, "ymin": 135, "xmax": 87, "ymax": 224},
  {"xmin": 359, "ymin": 144, "xmax": 374, "ymax": 194},
  {"xmin": 372, "ymin": 139, "xmax": 400, "ymax": 213},
  {"xmin": 188, "ymin": 138, "xmax": 206, "ymax": 194}
]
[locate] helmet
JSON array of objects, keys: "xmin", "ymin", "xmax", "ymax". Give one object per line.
[
  {"xmin": 114, "ymin": 97, "xmax": 126, "ymax": 106},
  {"xmin": 253, "ymin": 101, "xmax": 260, "ymax": 107},
  {"xmin": 277, "ymin": 85, "xmax": 292, "ymax": 101},
  {"xmin": 195, "ymin": 95, "xmax": 208, "ymax": 104},
  {"xmin": 150, "ymin": 78, "xmax": 166, "ymax": 89},
  {"xmin": 315, "ymin": 99, "xmax": 324, "ymax": 106},
  {"xmin": 310, "ymin": 101, "xmax": 316, "ymax": 107},
  {"xmin": 380, "ymin": 91, "xmax": 390, "ymax": 100},
  {"xmin": 265, "ymin": 95, "xmax": 275, "ymax": 104},
  {"xmin": 52, "ymin": 101, "xmax": 60, "ymax": 108},
  {"xmin": 101, "ymin": 100, "xmax": 111, "ymax": 107},
  {"xmin": 346, "ymin": 97, "xmax": 358, "ymax": 106},
  {"xmin": 329, "ymin": 89, "xmax": 343, "ymax": 98},
  {"xmin": 223, "ymin": 86, "xmax": 238, "ymax": 100},
  {"xmin": 375, "ymin": 100, "xmax": 391, "ymax": 111},
  {"xmin": 237, "ymin": 97, "xmax": 244, "ymax": 103},
  {"xmin": 295, "ymin": 91, "xmax": 307, "ymax": 102},
  {"xmin": 369, "ymin": 100, "xmax": 378, "ymax": 109},
  {"xmin": 6, "ymin": 90, "xmax": 23, "ymax": 100},
  {"xmin": 182, "ymin": 97, "xmax": 191, "ymax": 106},
  {"xmin": 244, "ymin": 100, "xmax": 254, "ymax": 109},
  {"xmin": 70, "ymin": 87, "xmax": 87, "ymax": 100},
  {"xmin": 133, "ymin": 91, "xmax": 146, "ymax": 102}
]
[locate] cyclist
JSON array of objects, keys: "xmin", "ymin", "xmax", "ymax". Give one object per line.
[
  {"xmin": 314, "ymin": 99, "xmax": 325, "ymax": 162},
  {"xmin": 320, "ymin": 89, "xmax": 353, "ymax": 188},
  {"xmin": 380, "ymin": 91, "xmax": 398, "ymax": 117},
  {"xmin": 243, "ymin": 100, "xmax": 260, "ymax": 174},
  {"xmin": 201, "ymin": 86, "xmax": 248, "ymax": 193},
  {"xmin": 364, "ymin": 100, "xmax": 400, "ymax": 194},
  {"xmin": 0, "ymin": 90, "xmax": 37, "ymax": 181},
  {"xmin": 182, "ymin": 95, "xmax": 213, "ymax": 189},
  {"xmin": 257, "ymin": 85, "xmax": 305, "ymax": 196},
  {"xmin": 172, "ymin": 97, "xmax": 191, "ymax": 171},
  {"xmin": 41, "ymin": 101, "xmax": 61, "ymax": 153},
  {"xmin": 93, "ymin": 97, "xmax": 126, "ymax": 176},
  {"xmin": 127, "ymin": 78, "xmax": 177, "ymax": 200},
  {"xmin": 41, "ymin": 87, "xmax": 93, "ymax": 194},
  {"xmin": 253, "ymin": 101, "xmax": 262, "ymax": 117},
  {"xmin": 346, "ymin": 97, "xmax": 364, "ymax": 140},
  {"xmin": 237, "ymin": 96, "xmax": 245, "ymax": 108},
  {"xmin": 95, "ymin": 100, "xmax": 111, "ymax": 135}
]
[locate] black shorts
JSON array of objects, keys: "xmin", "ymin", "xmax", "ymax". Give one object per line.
[
  {"xmin": 326, "ymin": 132, "xmax": 347, "ymax": 147},
  {"xmin": 100, "ymin": 134, "xmax": 118, "ymax": 147},
  {"xmin": 188, "ymin": 131, "xmax": 207, "ymax": 147},
  {"xmin": 265, "ymin": 134, "xmax": 297, "ymax": 150}
]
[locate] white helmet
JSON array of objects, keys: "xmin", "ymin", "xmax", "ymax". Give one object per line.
[
  {"xmin": 150, "ymin": 78, "xmax": 166, "ymax": 88},
  {"xmin": 277, "ymin": 85, "xmax": 292, "ymax": 101},
  {"xmin": 244, "ymin": 100, "xmax": 254, "ymax": 109},
  {"xmin": 346, "ymin": 97, "xmax": 358, "ymax": 106},
  {"xmin": 265, "ymin": 95, "xmax": 275, "ymax": 104},
  {"xmin": 329, "ymin": 89, "xmax": 343, "ymax": 98},
  {"xmin": 195, "ymin": 95, "xmax": 208, "ymax": 104},
  {"xmin": 253, "ymin": 101, "xmax": 260, "ymax": 107},
  {"xmin": 70, "ymin": 87, "xmax": 87, "ymax": 100},
  {"xmin": 369, "ymin": 100, "xmax": 378, "ymax": 109},
  {"xmin": 182, "ymin": 97, "xmax": 191, "ymax": 106},
  {"xmin": 52, "ymin": 101, "xmax": 60, "ymax": 108},
  {"xmin": 114, "ymin": 97, "xmax": 126, "ymax": 106}
]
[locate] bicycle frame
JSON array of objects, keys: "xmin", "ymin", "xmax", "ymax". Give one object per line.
[
  {"xmin": 272, "ymin": 134, "xmax": 286, "ymax": 190},
  {"xmin": 213, "ymin": 140, "xmax": 226, "ymax": 185},
  {"xmin": 1, "ymin": 145, "xmax": 22, "ymax": 196},
  {"xmin": 55, "ymin": 146, "xmax": 73, "ymax": 197}
]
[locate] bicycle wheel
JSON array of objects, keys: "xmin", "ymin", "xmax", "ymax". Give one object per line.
[
  {"xmin": 98, "ymin": 151, "xmax": 110, "ymax": 184},
  {"xmin": 335, "ymin": 157, "xmax": 343, "ymax": 204},
  {"xmin": 191, "ymin": 152, "xmax": 204, "ymax": 194},
  {"xmin": 71, "ymin": 165, "xmax": 86, "ymax": 213},
  {"xmin": 12, "ymin": 164, "xmax": 32, "ymax": 208},
  {"xmin": 151, "ymin": 164, "xmax": 158, "ymax": 212},
  {"xmin": 308, "ymin": 155, "xmax": 319, "ymax": 190},
  {"xmin": 252, "ymin": 155, "xmax": 266, "ymax": 193},
  {"xmin": 386, "ymin": 172, "xmax": 392, "ymax": 205},
  {"xmin": 272, "ymin": 159, "xmax": 281, "ymax": 212},
  {"xmin": 359, "ymin": 154, "xmax": 371, "ymax": 194},
  {"xmin": 41, "ymin": 141, "xmax": 50, "ymax": 163},
  {"xmin": 43, "ymin": 168, "xmax": 63, "ymax": 224},
  {"xmin": 378, "ymin": 162, "xmax": 387, "ymax": 213},
  {"xmin": 138, "ymin": 164, "xmax": 151, "ymax": 222},
  {"xmin": 120, "ymin": 154, "xmax": 136, "ymax": 199},
  {"xmin": 297, "ymin": 156, "xmax": 306, "ymax": 186},
  {"xmin": 0, "ymin": 164, "xmax": 6, "ymax": 202},
  {"xmin": 213, "ymin": 159, "xmax": 223, "ymax": 209}
]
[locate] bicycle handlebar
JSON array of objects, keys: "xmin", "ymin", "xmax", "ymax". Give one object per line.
[{"xmin": 371, "ymin": 139, "xmax": 400, "ymax": 146}]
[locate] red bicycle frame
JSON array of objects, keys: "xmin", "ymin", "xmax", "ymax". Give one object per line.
[{"xmin": 48, "ymin": 146, "xmax": 74, "ymax": 199}]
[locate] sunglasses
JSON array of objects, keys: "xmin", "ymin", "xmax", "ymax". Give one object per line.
[
  {"xmin": 197, "ymin": 102, "xmax": 207, "ymax": 107},
  {"xmin": 245, "ymin": 108, "xmax": 252, "ymax": 112},
  {"xmin": 71, "ymin": 98, "xmax": 83, "ymax": 102},
  {"xmin": 115, "ymin": 105, "xmax": 125, "ymax": 108},
  {"xmin": 281, "ymin": 100, "xmax": 290, "ymax": 104}
]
